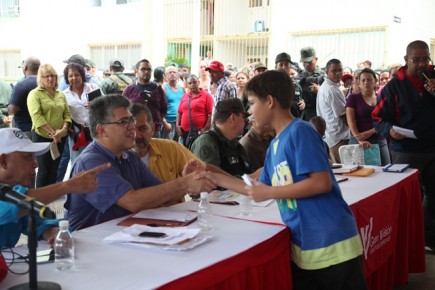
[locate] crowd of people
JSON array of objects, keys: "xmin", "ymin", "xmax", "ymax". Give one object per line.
[{"xmin": 1, "ymin": 39, "xmax": 435, "ymax": 289}]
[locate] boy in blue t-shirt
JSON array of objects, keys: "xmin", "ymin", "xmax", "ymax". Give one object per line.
[{"xmin": 206, "ymin": 70, "xmax": 367, "ymax": 290}]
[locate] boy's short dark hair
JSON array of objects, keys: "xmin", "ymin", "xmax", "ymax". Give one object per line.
[
  {"xmin": 310, "ymin": 116, "xmax": 326, "ymax": 136},
  {"xmin": 244, "ymin": 70, "xmax": 294, "ymax": 110},
  {"xmin": 213, "ymin": 98, "xmax": 245, "ymax": 124}
]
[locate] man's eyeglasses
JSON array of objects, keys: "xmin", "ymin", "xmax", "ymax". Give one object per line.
[
  {"xmin": 41, "ymin": 74, "xmax": 57, "ymax": 79},
  {"xmin": 410, "ymin": 57, "xmax": 431, "ymax": 64},
  {"xmin": 102, "ymin": 117, "xmax": 136, "ymax": 127}
]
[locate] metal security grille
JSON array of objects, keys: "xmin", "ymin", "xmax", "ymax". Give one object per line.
[
  {"xmin": 89, "ymin": 43, "xmax": 141, "ymax": 72},
  {"xmin": 289, "ymin": 27, "xmax": 388, "ymax": 70},
  {"xmin": 164, "ymin": 0, "xmax": 271, "ymax": 71},
  {"xmin": 0, "ymin": 50, "xmax": 21, "ymax": 81}
]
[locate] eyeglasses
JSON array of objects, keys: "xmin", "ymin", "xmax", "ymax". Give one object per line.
[
  {"xmin": 102, "ymin": 117, "xmax": 136, "ymax": 127},
  {"xmin": 41, "ymin": 74, "xmax": 57, "ymax": 79},
  {"xmin": 410, "ymin": 57, "xmax": 431, "ymax": 64}
]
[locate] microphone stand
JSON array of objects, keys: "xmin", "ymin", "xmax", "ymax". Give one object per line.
[{"xmin": 8, "ymin": 200, "xmax": 61, "ymax": 290}]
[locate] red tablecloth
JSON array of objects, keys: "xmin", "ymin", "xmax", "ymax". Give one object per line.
[
  {"xmin": 159, "ymin": 228, "xmax": 292, "ymax": 290},
  {"xmin": 350, "ymin": 169, "xmax": 425, "ymax": 289}
]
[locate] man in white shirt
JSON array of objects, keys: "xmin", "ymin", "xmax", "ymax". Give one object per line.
[{"xmin": 316, "ymin": 58, "xmax": 349, "ymax": 163}]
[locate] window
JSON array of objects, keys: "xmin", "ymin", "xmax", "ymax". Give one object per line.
[
  {"xmin": 89, "ymin": 43, "xmax": 141, "ymax": 72},
  {"xmin": 249, "ymin": 0, "xmax": 262, "ymax": 8},
  {"xmin": 0, "ymin": 0, "xmax": 20, "ymax": 17},
  {"xmin": 0, "ymin": 50, "xmax": 21, "ymax": 81}
]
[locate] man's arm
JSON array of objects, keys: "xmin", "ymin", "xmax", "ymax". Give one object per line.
[
  {"xmin": 7, "ymin": 104, "xmax": 20, "ymax": 115},
  {"xmin": 372, "ymin": 86, "xmax": 396, "ymax": 138},
  {"xmin": 190, "ymin": 134, "xmax": 221, "ymax": 167},
  {"xmin": 207, "ymin": 170, "xmax": 332, "ymax": 202},
  {"xmin": 27, "ymin": 163, "xmax": 111, "ymax": 204},
  {"xmin": 115, "ymin": 172, "xmax": 215, "ymax": 212}
]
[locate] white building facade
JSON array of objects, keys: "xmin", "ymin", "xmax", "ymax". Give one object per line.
[{"xmin": 0, "ymin": 0, "xmax": 434, "ymax": 82}]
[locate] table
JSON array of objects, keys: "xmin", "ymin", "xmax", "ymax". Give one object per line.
[
  {"xmin": 2, "ymin": 168, "xmax": 424, "ymax": 290},
  {"xmin": 2, "ymin": 215, "xmax": 291, "ymax": 290}
]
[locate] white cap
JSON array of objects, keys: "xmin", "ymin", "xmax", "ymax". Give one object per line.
[
  {"xmin": 59, "ymin": 220, "xmax": 69, "ymax": 229},
  {"xmin": 0, "ymin": 128, "xmax": 50, "ymax": 156},
  {"xmin": 200, "ymin": 192, "xmax": 208, "ymax": 199}
]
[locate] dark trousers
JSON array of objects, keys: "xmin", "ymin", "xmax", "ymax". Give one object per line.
[
  {"xmin": 56, "ymin": 142, "xmax": 70, "ymax": 182},
  {"xmin": 32, "ymin": 132, "xmax": 65, "ymax": 188},
  {"xmin": 391, "ymin": 150, "xmax": 435, "ymax": 246},
  {"xmin": 291, "ymin": 256, "xmax": 367, "ymax": 290}
]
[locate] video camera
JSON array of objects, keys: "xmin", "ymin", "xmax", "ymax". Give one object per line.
[
  {"xmin": 299, "ymin": 76, "xmax": 321, "ymax": 85},
  {"xmin": 140, "ymin": 89, "xmax": 152, "ymax": 103}
]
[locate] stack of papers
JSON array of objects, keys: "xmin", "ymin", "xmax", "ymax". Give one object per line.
[
  {"xmin": 104, "ymin": 224, "xmax": 213, "ymax": 251},
  {"xmin": 117, "ymin": 208, "xmax": 197, "ymax": 227},
  {"xmin": 382, "ymin": 163, "xmax": 410, "ymax": 173},
  {"xmin": 332, "ymin": 164, "xmax": 359, "ymax": 174}
]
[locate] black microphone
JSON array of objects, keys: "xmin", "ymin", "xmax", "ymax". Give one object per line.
[
  {"xmin": 420, "ymin": 71, "xmax": 435, "ymax": 96},
  {"xmin": 0, "ymin": 185, "xmax": 56, "ymax": 219}
]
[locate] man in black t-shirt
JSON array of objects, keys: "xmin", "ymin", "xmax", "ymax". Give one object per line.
[{"xmin": 8, "ymin": 56, "xmax": 40, "ymax": 136}]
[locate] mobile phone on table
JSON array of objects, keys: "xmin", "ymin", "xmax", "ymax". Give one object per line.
[{"xmin": 138, "ymin": 231, "xmax": 167, "ymax": 238}]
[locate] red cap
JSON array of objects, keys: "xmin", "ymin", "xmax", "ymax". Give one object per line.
[
  {"xmin": 205, "ymin": 60, "xmax": 224, "ymax": 73},
  {"xmin": 341, "ymin": 74, "xmax": 354, "ymax": 82}
]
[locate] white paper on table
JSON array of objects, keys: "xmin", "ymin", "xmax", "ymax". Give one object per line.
[
  {"xmin": 103, "ymin": 224, "xmax": 208, "ymax": 249},
  {"xmin": 252, "ymin": 199, "xmax": 274, "ymax": 207},
  {"xmin": 392, "ymin": 126, "xmax": 417, "ymax": 139},
  {"xmin": 132, "ymin": 208, "xmax": 197, "ymax": 222}
]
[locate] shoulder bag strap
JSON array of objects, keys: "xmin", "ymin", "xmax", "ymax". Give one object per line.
[{"xmin": 188, "ymin": 94, "xmax": 196, "ymax": 133}]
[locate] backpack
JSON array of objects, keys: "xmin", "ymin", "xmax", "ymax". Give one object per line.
[{"xmin": 106, "ymin": 74, "xmax": 132, "ymax": 94}]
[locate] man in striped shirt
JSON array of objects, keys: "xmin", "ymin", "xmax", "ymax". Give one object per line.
[{"xmin": 206, "ymin": 60, "xmax": 237, "ymax": 107}]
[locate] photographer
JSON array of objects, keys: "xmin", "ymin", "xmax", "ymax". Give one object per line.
[
  {"xmin": 123, "ymin": 59, "xmax": 167, "ymax": 138},
  {"xmin": 289, "ymin": 65, "xmax": 304, "ymax": 118},
  {"xmin": 296, "ymin": 47, "xmax": 325, "ymax": 121}
]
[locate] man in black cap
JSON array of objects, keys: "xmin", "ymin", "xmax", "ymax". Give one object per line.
[
  {"xmin": 274, "ymin": 53, "xmax": 305, "ymax": 118},
  {"xmin": 190, "ymin": 98, "xmax": 253, "ymax": 176},
  {"xmin": 59, "ymin": 54, "xmax": 99, "ymax": 91},
  {"xmin": 296, "ymin": 46, "xmax": 325, "ymax": 121},
  {"xmin": 253, "ymin": 62, "xmax": 267, "ymax": 76},
  {"xmin": 85, "ymin": 59, "xmax": 103, "ymax": 87},
  {"xmin": 275, "ymin": 52, "xmax": 292, "ymax": 74},
  {"xmin": 101, "ymin": 59, "xmax": 132, "ymax": 95}
]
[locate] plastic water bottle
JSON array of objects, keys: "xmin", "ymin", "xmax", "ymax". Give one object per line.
[
  {"xmin": 342, "ymin": 147, "xmax": 353, "ymax": 165},
  {"xmin": 197, "ymin": 192, "xmax": 212, "ymax": 231},
  {"xmin": 54, "ymin": 220, "xmax": 75, "ymax": 271},
  {"xmin": 352, "ymin": 146, "xmax": 365, "ymax": 165},
  {"xmin": 239, "ymin": 195, "xmax": 253, "ymax": 216}
]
